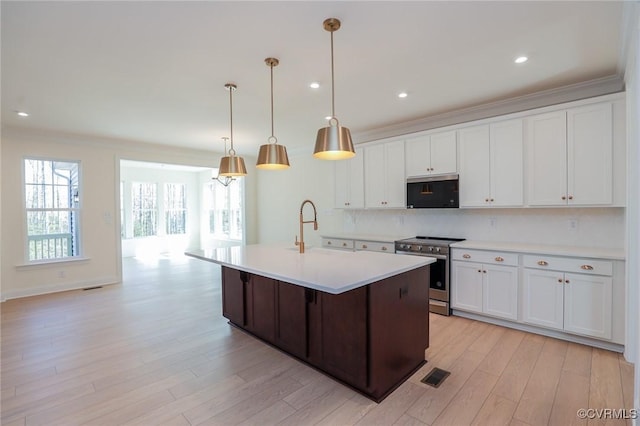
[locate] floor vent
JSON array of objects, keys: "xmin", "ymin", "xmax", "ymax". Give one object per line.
[
  {"xmin": 83, "ymin": 286, "xmax": 103, "ymax": 291},
  {"xmin": 421, "ymin": 367, "xmax": 450, "ymax": 388}
]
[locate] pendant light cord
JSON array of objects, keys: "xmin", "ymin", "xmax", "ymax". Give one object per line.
[
  {"xmin": 330, "ymin": 30, "xmax": 335, "ymax": 119},
  {"xmin": 270, "ymin": 63, "xmax": 275, "ymax": 139},
  {"xmin": 228, "ymin": 86, "xmax": 235, "ymax": 155}
]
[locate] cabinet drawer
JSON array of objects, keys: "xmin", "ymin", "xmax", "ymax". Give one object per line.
[
  {"xmin": 451, "ymin": 248, "xmax": 518, "ymax": 266},
  {"xmin": 322, "ymin": 238, "xmax": 354, "ymax": 250},
  {"xmin": 522, "ymin": 255, "xmax": 613, "ymax": 276},
  {"xmin": 355, "ymin": 240, "xmax": 393, "ymax": 253}
]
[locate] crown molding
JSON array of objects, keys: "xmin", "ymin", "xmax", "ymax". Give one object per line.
[{"xmin": 353, "ymin": 75, "xmax": 625, "ymax": 144}]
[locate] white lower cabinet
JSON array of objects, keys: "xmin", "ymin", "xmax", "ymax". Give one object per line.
[
  {"xmin": 452, "ymin": 247, "xmax": 619, "ymax": 346},
  {"xmin": 451, "ymin": 249, "xmax": 518, "ymax": 320},
  {"xmin": 522, "ymin": 259, "xmax": 613, "ymax": 340}
]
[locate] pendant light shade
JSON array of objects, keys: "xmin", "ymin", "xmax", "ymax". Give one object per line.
[
  {"xmin": 313, "ymin": 18, "xmax": 355, "ymax": 160},
  {"xmin": 219, "ymin": 83, "xmax": 247, "ymax": 177},
  {"xmin": 257, "ymin": 57, "xmax": 290, "ymax": 170}
]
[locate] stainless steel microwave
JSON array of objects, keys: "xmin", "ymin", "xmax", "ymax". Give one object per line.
[{"xmin": 406, "ymin": 174, "xmax": 459, "ymax": 208}]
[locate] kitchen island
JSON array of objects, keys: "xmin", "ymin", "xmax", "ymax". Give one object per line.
[{"xmin": 186, "ymin": 244, "xmax": 434, "ymax": 402}]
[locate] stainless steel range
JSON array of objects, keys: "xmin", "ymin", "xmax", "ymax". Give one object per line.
[{"xmin": 394, "ymin": 236, "xmax": 465, "ymax": 316}]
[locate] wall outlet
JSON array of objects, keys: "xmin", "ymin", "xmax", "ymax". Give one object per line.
[{"xmin": 568, "ymin": 218, "xmax": 579, "ymax": 231}]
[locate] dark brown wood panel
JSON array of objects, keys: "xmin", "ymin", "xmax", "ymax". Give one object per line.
[
  {"xmin": 368, "ymin": 265, "xmax": 429, "ymax": 396},
  {"xmin": 221, "ymin": 266, "xmax": 245, "ymax": 326},
  {"xmin": 275, "ymin": 281, "xmax": 308, "ymax": 359},
  {"xmin": 318, "ymin": 287, "xmax": 368, "ymax": 389},
  {"xmin": 246, "ymin": 274, "xmax": 276, "ymax": 341}
]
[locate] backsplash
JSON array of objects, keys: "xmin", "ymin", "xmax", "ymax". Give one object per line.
[{"xmin": 341, "ymin": 207, "xmax": 625, "ymax": 249}]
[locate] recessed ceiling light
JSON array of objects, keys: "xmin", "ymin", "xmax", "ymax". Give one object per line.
[
  {"xmin": 514, "ymin": 56, "xmax": 528, "ymax": 64},
  {"xmin": 16, "ymin": 111, "xmax": 29, "ymax": 117},
  {"xmin": 310, "ymin": 82, "xmax": 320, "ymax": 89},
  {"xmin": 398, "ymin": 92, "xmax": 408, "ymax": 98}
]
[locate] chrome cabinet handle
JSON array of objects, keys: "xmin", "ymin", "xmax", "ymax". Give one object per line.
[
  {"xmin": 581, "ymin": 264, "xmax": 594, "ymax": 270},
  {"xmin": 537, "ymin": 260, "xmax": 549, "ymax": 266},
  {"xmin": 463, "ymin": 254, "xmax": 471, "ymax": 259},
  {"xmin": 495, "ymin": 256, "xmax": 504, "ymax": 262}
]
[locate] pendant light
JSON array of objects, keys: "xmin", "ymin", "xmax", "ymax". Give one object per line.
[
  {"xmin": 213, "ymin": 137, "xmax": 235, "ymax": 186},
  {"xmin": 313, "ymin": 18, "xmax": 355, "ymax": 160},
  {"xmin": 256, "ymin": 58, "xmax": 290, "ymax": 169},
  {"xmin": 218, "ymin": 83, "xmax": 247, "ymax": 177}
]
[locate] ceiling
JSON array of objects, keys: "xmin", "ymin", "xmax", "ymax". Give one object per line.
[{"xmin": 1, "ymin": 1, "xmax": 626, "ymax": 158}]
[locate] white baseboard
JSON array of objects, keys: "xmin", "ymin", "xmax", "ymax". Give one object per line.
[{"xmin": 0, "ymin": 276, "xmax": 121, "ymax": 301}]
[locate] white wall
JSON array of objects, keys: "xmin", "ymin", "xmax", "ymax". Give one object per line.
[
  {"xmin": 255, "ymin": 148, "xmax": 342, "ymax": 249},
  {"xmin": 623, "ymin": 1, "xmax": 640, "ymax": 416},
  {"xmin": 120, "ymin": 163, "xmax": 202, "ymax": 258},
  {"xmin": 0, "ymin": 127, "xmax": 260, "ymax": 300}
]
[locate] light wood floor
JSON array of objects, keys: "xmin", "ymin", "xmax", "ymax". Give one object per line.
[{"xmin": 1, "ymin": 255, "xmax": 634, "ymax": 426}]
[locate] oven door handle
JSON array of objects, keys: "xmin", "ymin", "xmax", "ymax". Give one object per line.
[{"xmin": 395, "ymin": 251, "xmax": 448, "ymax": 260}]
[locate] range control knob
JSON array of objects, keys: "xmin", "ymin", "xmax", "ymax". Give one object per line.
[
  {"xmin": 435, "ymin": 247, "xmax": 441, "ymax": 253},
  {"xmin": 428, "ymin": 246, "xmax": 434, "ymax": 252}
]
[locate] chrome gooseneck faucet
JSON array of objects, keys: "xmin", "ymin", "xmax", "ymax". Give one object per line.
[{"xmin": 295, "ymin": 199, "xmax": 318, "ymax": 253}]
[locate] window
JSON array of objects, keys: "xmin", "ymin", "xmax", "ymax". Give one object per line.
[
  {"xmin": 132, "ymin": 182, "xmax": 157, "ymax": 237},
  {"xmin": 164, "ymin": 183, "xmax": 186, "ymax": 235},
  {"xmin": 24, "ymin": 158, "xmax": 80, "ymax": 261},
  {"xmin": 205, "ymin": 179, "xmax": 243, "ymax": 240}
]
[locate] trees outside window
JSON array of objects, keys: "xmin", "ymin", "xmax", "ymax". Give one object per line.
[{"xmin": 24, "ymin": 158, "xmax": 80, "ymax": 261}]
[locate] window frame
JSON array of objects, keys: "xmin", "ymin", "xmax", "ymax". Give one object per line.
[
  {"xmin": 22, "ymin": 156, "xmax": 83, "ymax": 264},
  {"xmin": 164, "ymin": 182, "xmax": 187, "ymax": 235},
  {"xmin": 205, "ymin": 177, "xmax": 244, "ymax": 241}
]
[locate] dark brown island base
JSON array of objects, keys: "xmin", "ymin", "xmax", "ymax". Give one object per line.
[{"xmin": 221, "ymin": 264, "xmax": 430, "ymax": 402}]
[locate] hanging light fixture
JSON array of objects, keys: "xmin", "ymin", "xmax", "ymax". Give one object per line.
[
  {"xmin": 213, "ymin": 137, "xmax": 235, "ymax": 186},
  {"xmin": 313, "ymin": 18, "xmax": 355, "ymax": 160},
  {"xmin": 218, "ymin": 83, "xmax": 247, "ymax": 177},
  {"xmin": 257, "ymin": 58, "xmax": 290, "ymax": 170}
]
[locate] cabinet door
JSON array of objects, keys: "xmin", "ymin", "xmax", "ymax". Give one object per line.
[
  {"xmin": 245, "ymin": 274, "xmax": 276, "ymax": 342},
  {"xmin": 369, "ymin": 266, "xmax": 429, "ymax": 396},
  {"xmin": 317, "ymin": 287, "xmax": 367, "ymax": 389},
  {"xmin": 405, "ymin": 136, "xmax": 431, "ymax": 177},
  {"xmin": 490, "ymin": 119, "xmax": 523, "ymax": 207},
  {"xmin": 334, "ymin": 147, "xmax": 365, "ymax": 209},
  {"xmin": 563, "ymin": 273, "xmax": 612, "ymax": 339},
  {"xmin": 275, "ymin": 281, "xmax": 308, "ymax": 359},
  {"xmin": 348, "ymin": 147, "xmax": 365, "ymax": 208},
  {"xmin": 334, "ymin": 158, "xmax": 349, "ymax": 208},
  {"xmin": 451, "ymin": 261, "xmax": 483, "ymax": 313},
  {"xmin": 458, "ymin": 125, "xmax": 491, "ymax": 207},
  {"xmin": 526, "ymin": 111, "xmax": 567, "ymax": 206},
  {"xmin": 522, "ymin": 268, "xmax": 564, "ymax": 330},
  {"xmin": 483, "ymin": 264, "xmax": 518, "ymax": 320},
  {"xmin": 364, "ymin": 144, "xmax": 386, "ymax": 207},
  {"xmin": 429, "ymin": 130, "xmax": 457, "ymax": 175},
  {"xmin": 384, "ymin": 140, "xmax": 406, "ymax": 208},
  {"xmin": 221, "ymin": 266, "xmax": 245, "ymax": 326},
  {"xmin": 567, "ymin": 103, "xmax": 613, "ymax": 205}
]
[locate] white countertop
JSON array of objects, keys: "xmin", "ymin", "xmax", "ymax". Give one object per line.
[
  {"xmin": 186, "ymin": 243, "xmax": 435, "ymax": 294},
  {"xmin": 451, "ymin": 240, "xmax": 625, "ymax": 260},
  {"xmin": 320, "ymin": 233, "xmax": 411, "ymax": 243}
]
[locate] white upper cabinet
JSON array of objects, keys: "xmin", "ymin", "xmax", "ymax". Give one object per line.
[
  {"xmin": 405, "ymin": 130, "xmax": 457, "ymax": 177},
  {"xmin": 334, "ymin": 147, "xmax": 364, "ymax": 209},
  {"xmin": 526, "ymin": 102, "xmax": 613, "ymax": 206},
  {"xmin": 567, "ymin": 103, "xmax": 613, "ymax": 205},
  {"xmin": 459, "ymin": 119, "xmax": 523, "ymax": 207},
  {"xmin": 364, "ymin": 140, "xmax": 405, "ymax": 208}
]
